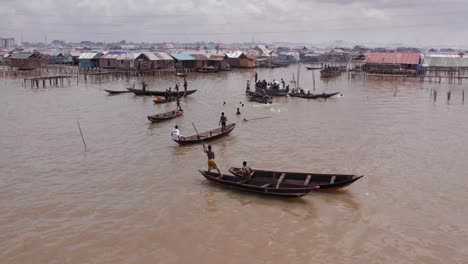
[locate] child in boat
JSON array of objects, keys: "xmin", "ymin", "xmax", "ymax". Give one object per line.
[
  {"xmin": 242, "ymin": 161, "xmax": 254, "ymax": 180},
  {"xmin": 219, "ymin": 112, "xmax": 227, "ymax": 132},
  {"xmin": 204, "ymin": 145, "xmax": 221, "ymax": 176}
]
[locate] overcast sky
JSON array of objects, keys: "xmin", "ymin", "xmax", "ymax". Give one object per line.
[{"xmin": 1, "ymin": 0, "xmax": 467, "ymax": 46}]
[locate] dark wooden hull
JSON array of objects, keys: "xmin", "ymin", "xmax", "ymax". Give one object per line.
[
  {"xmin": 128, "ymin": 88, "xmax": 197, "ymax": 97},
  {"xmin": 320, "ymin": 67, "xmax": 342, "ymax": 78},
  {"xmin": 289, "ymin": 92, "xmax": 340, "ymax": 99},
  {"xmin": 254, "ymin": 89, "xmax": 289, "ymax": 97},
  {"xmin": 174, "ymin": 123, "xmax": 235, "ymax": 144},
  {"xmin": 306, "ymin": 66, "xmax": 322, "ymax": 70},
  {"xmin": 199, "ymin": 171, "xmax": 316, "ymax": 197},
  {"xmin": 104, "ymin": 89, "xmax": 132, "ymax": 94},
  {"xmin": 153, "ymin": 98, "xmax": 176, "ymax": 104},
  {"xmin": 147, "ymin": 110, "xmax": 183, "ymax": 122},
  {"xmin": 229, "ymin": 167, "xmax": 362, "ymax": 190},
  {"xmin": 246, "ymin": 92, "xmax": 273, "ymax": 104}
]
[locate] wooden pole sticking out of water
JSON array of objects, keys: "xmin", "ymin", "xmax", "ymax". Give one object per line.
[
  {"xmin": 434, "ymin": 90, "xmax": 437, "ymax": 103},
  {"xmin": 447, "ymin": 90, "xmax": 451, "ymax": 104},
  {"xmin": 77, "ymin": 120, "xmax": 87, "ymax": 150},
  {"xmin": 463, "ymin": 90, "xmax": 465, "ymax": 104},
  {"xmin": 394, "ymin": 87, "xmax": 398, "ymax": 97}
]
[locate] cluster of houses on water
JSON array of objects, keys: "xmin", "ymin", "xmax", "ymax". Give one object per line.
[{"xmin": 1, "ymin": 41, "xmax": 468, "ymax": 76}]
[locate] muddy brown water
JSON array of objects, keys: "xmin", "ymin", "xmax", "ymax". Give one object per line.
[{"xmin": 1, "ymin": 65, "xmax": 467, "ymax": 263}]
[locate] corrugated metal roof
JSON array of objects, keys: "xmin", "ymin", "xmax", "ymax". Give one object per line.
[
  {"xmin": 100, "ymin": 54, "xmax": 119, "ymax": 59},
  {"xmin": 116, "ymin": 53, "xmax": 140, "ymax": 60},
  {"xmin": 69, "ymin": 50, "xmax": 81, "ymax": 57},
  {"xmin": 78, "ymin": 53, "xmax": 98, "ymax": 59},
  {"xmin": 209, "ymin": 55, "xmax": 225, "ymax": 61},
  {"xmin": 10, "ymin": 52, "xmax": 34, "ymax": 60},
  {"xmin": 140, "ymin": 52, "xmax": 159, "ymax": 61},
  {"xmin": 154, "ymin": 52, "xmax": 173, "ymax": 60},
  {"xmin": 171, "ymin": 53, "xmax": 196, "ymax": 61},
  {"xmin": 365, "ymin": 52, "xmax": 420, "ymax": 65},
  {"xmin": 226, "ymin": 51, "xmax": 243, "ymax": 58},
  {"xmin": 422, "ymin": 54, "xmax": 468, "ymax": 67},
  {"xmin": 189, "ymin": 54, "xmax": 209, "ymax": 60}
]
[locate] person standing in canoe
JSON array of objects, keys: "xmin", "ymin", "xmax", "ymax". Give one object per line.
[
  {"xmin": 171, "ymin": 125, "xmax": 180, "ymax": 141},
  {"xmin": 176, "ymin": 95, "xmax": 183, "ymax": 112},
  {"xmin": 204, "ymin": 144, "xmax": 221, "ymax": 176},
  {"xmin": 219, "ymin": 112, "xmax": 227, "ymax": 132}
]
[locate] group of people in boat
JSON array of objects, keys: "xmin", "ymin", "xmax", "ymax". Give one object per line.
[
  {"xmin": 253, "ymin": 79, "xmax": 288, "ymax": 91},
  {"xmin": 290, "ymin": 88, "xmax": 311, "ymax": 95}
]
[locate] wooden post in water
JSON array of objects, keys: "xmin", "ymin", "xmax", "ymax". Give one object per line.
[
  {"xmin": 447, "ymin": 90, "xmax": 451, "ymax": 104},
  {"xmin": 434, "ymin": 90, "xmax": 437, "ymax": 103},
  {"xmin": 463, "ymin": 90, "xmax": 465, "ymax": 104},
  {"xmin": 77, "ymin": 120, "xmax": 87, "ymax": 151}
]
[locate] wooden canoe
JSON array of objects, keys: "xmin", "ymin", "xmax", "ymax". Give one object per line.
[
  {"xmin": 320, "ymin": 66, "xmax": 342, "ymax": 78},
  {"xmin": 306, "ymin": 66, "xmax": 323, "ymax": 70},
  {"xmin": 104, "ymin": 89, "xmax": 132, "ymax": 94},
  {"xmin": 153, "ymin": 97, "xmax": 177, "ymax": 104},
  {"xmin": 176, "ymin": 72, "xmax": 188, "ymax": 77},
  {"xmin": 147, "ymin": 110, "xmax": 183, "ymax": 122},
  {"xmin": 288, "ymin": 92, "xmax": 340, "ymax": 99},
  {"xmin": 199, "ymin": 170, "xmax": 317, "ymax": 197},
  {"xmin": 246, "ymin": 92, "xmax": 273, "ymax": 104},
  {"xmin": 228, "ymin": 167, "xmax": 362, "ymax": 190},
  {"xmin": 174, "ymin": 123, "xmax": 235, "ymax": 144},
  {"xmin": 254, "ymin": 88, "xmax": 289, "ymax": 97},
  {"xmin": 128, "ymin": 88, "xmax": 197, "ymax": 97}
]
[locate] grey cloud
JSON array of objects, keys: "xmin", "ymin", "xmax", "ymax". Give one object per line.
[{"xmin": 0, "ymin": 0, "xmax": 467, "ymax": 46}]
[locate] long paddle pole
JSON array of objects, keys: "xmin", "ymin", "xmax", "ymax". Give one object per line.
[
  {"xmin": 242, "ymin": 116, "xmax": 272, "ymax": 122},
  {"xmin": 77, "ymin": 120, "xmax": 87, "ymax": 150},
  {"xmin": 192, "ymin": 122, "xmax": 206, "ymax": 150}
]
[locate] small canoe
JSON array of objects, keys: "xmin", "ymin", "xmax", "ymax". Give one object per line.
[
  {"xmin": 174, "ymin": 123, "xmax": 235, "ymax": 144},
  {"xmin": 306, "ymin": 66, "xmax": 323, "ymax": 70},
  {"xmin": 176, "ymin": 72, "xmax": 187, "ymax": 77},
  {"xmin": 288, "ymin": 92, "xmax": 340, "ymax": 99},
  {"xmin": 128, "ymin": 88, "xmax": 197, "ymax": 97},
  {"xmin": 147, "ymin": 110, "xmax": 183, "ymax": 122},
  {"xmin": 246, "ymin": 92, "xmax": 273, "ymax": 104},
  {"xmin": 104, "ymin": 89, "xmax": 132, "ymax": 94},
  {"xmin": 153, "ymin": 97, "xmax": 177, "ymax": 104},
  {"xmin": 199, "ymin": 170, "xmax": 317, "ymax": 197},
  {"xmin": 228, "ymin": 167, "xmax": 363, "ymax": 190},
  {"xmin": 320, "ymin": 66, "xmax": 342, "ymax": 78}
]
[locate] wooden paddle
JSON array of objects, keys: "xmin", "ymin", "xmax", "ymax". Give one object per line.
[{"xmin": 242, "ymin": 116, "xmax": 272, "ymax": 123}]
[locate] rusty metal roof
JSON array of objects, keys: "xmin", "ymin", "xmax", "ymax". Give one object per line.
[
  {"xmin": 189, "ymin": 54, "xmax": 210, "ymax": 60},
  {"xmin": 365, "ymin": 52, "xmax": 421, "ymax": 65}
]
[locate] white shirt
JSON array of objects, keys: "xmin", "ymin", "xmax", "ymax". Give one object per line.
[{"xmin": 171, "ymin": 128, "xmax": 180, "ymax": 141}]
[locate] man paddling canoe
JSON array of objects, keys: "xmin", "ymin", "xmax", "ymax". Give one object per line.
[{"xmin": 204, "ymin": 144, "xmax": 221, "ymax": 176}]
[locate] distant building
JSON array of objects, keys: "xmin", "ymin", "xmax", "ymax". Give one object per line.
[
  {"xmin": 225, "ymin": 52, "xmax": 256, "ymax": 68},
  {"xmin": 422, "ymin": 54, "xmax": 468, "ymax": 75},
  {"xmin": 0, "ymin": 38, "xmax": 15, "ymax": 48},
  {"xmin": 78, "ymin": 53, "xmax": 101, "ymax": 69},
  {"xmin": 171, "ymin": 53, "xmax": 197, "ymax": 69},
  {"xmin": 9, "ymin": 51, "xmax": 44, "ymax": 70},
  {"xmin": 99, "ymin": 53, "xmax": 121, "ymax": 69},
  {"xmin": 363, "ymin": 52, "xmax": 422, "ymax": 75},
  {"xmin": 134, "ymin": 52, "xmax": 174, "ymax": 69}
]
